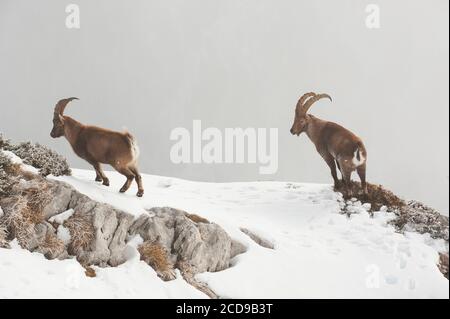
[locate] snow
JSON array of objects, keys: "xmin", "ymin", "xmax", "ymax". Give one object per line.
[
  {"xmin": 0, "ymin": 168, "xmax": 448, "ymax": 299},
  {"xmin": 56, "ymin": 225, "xmax": 72, "ymax": 245},
  {"xmin": 0, "ymin": 240, "xmax": 207, "ymax": 299},
  {"xmin": 49, "ymin": 209, "xmax": 74, "ymax": 224},
  {"xmin": 1, "ymin": 150, "xmax": 39, "ymax": 174}
]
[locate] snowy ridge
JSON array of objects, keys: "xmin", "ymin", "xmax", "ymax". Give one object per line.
[{"xmin": 0, "ymin": 168, "xmax": 448, "ymax": 298}]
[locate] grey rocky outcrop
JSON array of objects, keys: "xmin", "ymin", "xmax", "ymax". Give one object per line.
[
  {"xmin": 1, "ymin": 178, "xmax": 245, "ymax": 279},
  {"xmin": 129, "ymin": 207, "xmax": 245, "ymax": 273}
]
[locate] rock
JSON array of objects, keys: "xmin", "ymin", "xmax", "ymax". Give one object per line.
[
  {"xmin": 78, "ymin": 206, "xmax": 118, "ymax": 266},
  {"xmin": 30, "ymin": 222, "xmax": 52, "ymax": 250},
  {"xmin": 231, "ymin": 240, "xmax": 247, "ymax": 258},
  {"xmin": 41, "ymin": 180, "xmax": 74, "ymax": 219},
  {"xmin": 0, "ymin": 223, "xmax": 8, "ymax": 248},
  {"xmin": 240, "ymin": 228, "xmax": 274, "ymax": 249},
  {"xmin": 129, "ymin": 207, "xmax": 240, "ymax": 273},
  {"xmin": 33, "ymin": 222, "xmax": 66, "ymax": 259},
  {"xmin": 108, "ymin": 211, "xmax": 134, "ymax": 267}
]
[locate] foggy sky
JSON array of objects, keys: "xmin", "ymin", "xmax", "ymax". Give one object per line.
[{"xmin": 0, "ymin": 0, "xmax": 448, "ymax": 214}]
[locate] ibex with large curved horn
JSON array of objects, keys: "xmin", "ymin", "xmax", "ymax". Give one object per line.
[
  {"xmin": 290, "ymin": 92, "xmax": 367, "ymax": 197},
  {"xmin": 50, "ymin": 98, "xmax": 144, "ymax": 197}
]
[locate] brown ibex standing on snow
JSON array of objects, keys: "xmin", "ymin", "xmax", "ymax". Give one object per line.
[
  {"xmin": 50, "ymin": 97, "xmax": 144, "ymax": 197},
  {"xmin": 290, "ymin": 92, "xmax": 367, "ymax": 197}
]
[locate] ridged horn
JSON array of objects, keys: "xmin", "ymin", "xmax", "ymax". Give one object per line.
[
  {"xmin": 296, "ymin": 92, "xmax": 316, "ymax": 111},
  {"xmin": 302, "ymin": 93, "xmax": 332, "ymax": 114},
  {"xmin": 54, "ymin": 97, "xmax": 79, "ymax": 117}
]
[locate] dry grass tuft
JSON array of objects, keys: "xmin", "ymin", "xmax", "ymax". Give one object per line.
[
  {"xmin": 21, "ymin": 183, "xmax": 52, "ymax": 213},
  {"xmin": 0, "ymin": 164, "xmax": 49, "ymax": 249},
  {"xmin": 3, "ymin": 163, "xmax": 22, "ymax": 176},
  {"xmin": 38, "ymin": 232, "xmax": 65, "ymax": 259},
  {"xmin": 20, "ymin": 201, "xmax": 45, "ymax": 225},
  {"xmin": 21, "ymin": 170, "xmax": 38, "ymax": 181},
  {"xmin": 84, "ymin": 266, "xmax": 97, "ymax": 278},
  {"xmin": 64, "ymin": 212, "xmax": 95, "ymax": 255},
  {"xmin": 186, "ymin": 213, "xmax": 210, "ymax": 224},
  {"xmin": 3, "ymin": 163, "xmax": 38, "ymax": 181},
  {"xmin": 2, "ymin": 197, "xmax": 44, "ymax": 248},
  {"xmin": 138, "ymin": 241, "xmax": 175, "ymax": 281},
  {"xmin": 335, "ymin": 181, "xmax": 406, "ymax": 212}
]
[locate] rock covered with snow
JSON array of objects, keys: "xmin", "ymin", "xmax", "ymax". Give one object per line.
[
  {"xmin": 0, "ymin": 176, "xmax": 244, "ymax": 274},
  {"xmin": 394, "ymin": 201, "xmax": 449, "ymax": 242}
]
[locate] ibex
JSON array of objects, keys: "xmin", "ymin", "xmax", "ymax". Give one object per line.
[
  {"xmin": 290, "ymin": 92, "xmax": 367, "ymax": 197},
  {"xmin": 50, "ymin": 97, "xmax": 144, "ymax": 197}
]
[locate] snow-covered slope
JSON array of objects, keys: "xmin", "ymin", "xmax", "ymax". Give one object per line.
[
  {"xmin": 0, "ymin": 239, "xmax": 206, "ymax": 299},
  {"xmin": 1, "ymin": 168, "xmax": 448, "ymax": 299}
]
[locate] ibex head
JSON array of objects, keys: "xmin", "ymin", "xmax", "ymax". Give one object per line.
[
  {"xmin": 290, "ymin": 92, "xmax": 332, "ymax": 136},
  {"xmin": 50, "ymin": 97, "xmax": 78, "ymax": 138}
]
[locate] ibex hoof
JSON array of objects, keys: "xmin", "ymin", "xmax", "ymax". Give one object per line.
[
  {"xmin": 103, "ymin": 180, "xmax": 110, "ymax": 187},
  {"xmin": 95, "ymin": 177, "xmax": 103, "ymax": 182},
  {"xmin": 119, "ymin": 188, "xmax": 127, "ymax": 193},
  {"xmin": 136, "ymin": 191, "xmax": 144, "ymax": 197}
]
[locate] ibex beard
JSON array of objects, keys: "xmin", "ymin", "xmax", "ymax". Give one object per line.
[
  {"xmin": 50, "ymin": 97, "xmax": 144, "ymax": 197},
  {"xmin": 290, "ymin": 92, "xmax": 368, "ymax": 198}
]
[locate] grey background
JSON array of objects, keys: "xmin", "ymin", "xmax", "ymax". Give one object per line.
[{"xmin": 0, "ymin": 0, "xmax": 448, "ymax": 214}]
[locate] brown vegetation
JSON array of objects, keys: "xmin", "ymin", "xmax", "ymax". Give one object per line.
[
  {"xmin": 64, "ymin": 212, "xmax": 94, "ymax": 255},
  {"xmin": 138, "ymin": 240, "xmax": 175, "ymax": 281},
  {"xmin": 21, "ymin": 183, "xmax": 52, "ymax": 213},
  {"xmin": 186, "ymin": 213, "xmax": 210, "ymax": 224},
  {"xmin": 2, "ymin": 197, "xmax": 44, "ymax": 248},
  {"xmin": 84, "ymin": 266, "xmax": 97, "ymax": 278},
  {"xmin": 38, "ymin": 232, "xmax": 65, "ymax": 259},
  {"xmin": 336, "ymin": 181, "xmax": 406, "ymax": 212}
]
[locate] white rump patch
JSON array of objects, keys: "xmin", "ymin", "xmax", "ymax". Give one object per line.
[
  {"xmin": 352, "ymin": 149, "xmax": 365, "ymax": 167},
  {"xmin": 130, "ymin": 137, "xmax": 140, "ymax": 161}
]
